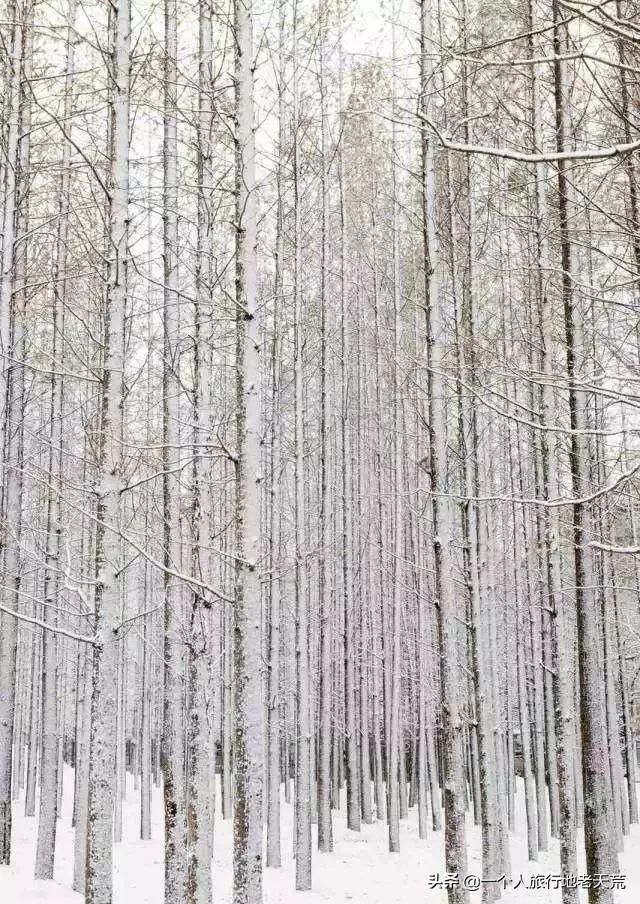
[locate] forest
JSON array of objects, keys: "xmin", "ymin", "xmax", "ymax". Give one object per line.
[{"xmin": 0, "ymin": 0, "xmax": 639, "ymax": 902}]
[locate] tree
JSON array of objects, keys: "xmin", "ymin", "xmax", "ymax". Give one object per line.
[
  {"xmin": 84, "ymin": 0, "xmax": 131, "ymax": 899},
  {"xmin": 232, "ymin": 0, "xmax": 264, "ymax": 901}
]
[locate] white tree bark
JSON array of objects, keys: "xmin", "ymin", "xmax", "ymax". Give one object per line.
[
  {"xmin": 0, "ymin": 0, "xmax": 26, "ymax": 861},
  {"xmin": 162, "ymin": 1, "xmax": 188, "ymax": 899},
  {"xmin": 84, "ymin": 1, "xmax": 130, "ymax": 899},
  {"xmin": 551, "ymin": 6, "xmax": 617, "ymax": 898},
  {"xmin": 420, "ymin": 2, "xmax": 469, "ymax": 899},
  {"xmin": 292, "ymin": 1, "xmax": 311, "ymax": 888},
  {"xmin": 233, "ymin": 0, "xmax": 264, "ymax": 900},
  {"xmin": 185, "ymin": 7, "xmax": 216, "ymax": 894},
  {"xmin": 316, "ymin": 0, "xmax": 333, "ymax": 854}
]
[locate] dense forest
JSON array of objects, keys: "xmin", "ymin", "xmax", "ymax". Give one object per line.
[{"xmin": 1, "ymin": 0, "xmax": 640, "ymax": 902}]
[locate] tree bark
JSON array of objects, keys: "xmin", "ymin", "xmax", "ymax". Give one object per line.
[{"xmin": 233, "ymin": 0, "xmax": 264, "ymax": 900}]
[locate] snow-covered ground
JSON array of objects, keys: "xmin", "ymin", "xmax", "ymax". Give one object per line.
[{"xmin": 1, "ymin": 769, "xmax": 637, "ymax": 903}]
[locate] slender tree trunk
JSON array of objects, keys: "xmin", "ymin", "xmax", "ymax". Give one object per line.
[
  {"xmin": 185, "ymin": 7, "xmax": 216, "ymax": 896},
  {"xmin": 420, "ymin": 3, "xmax": 469, "ymax": 899},
  {"xmin": 84, "ymin": 1, "xmax": 130, "ymax": 898},
  {"xmin": 0, "ymin": 0, "xmax": 27, "ymax": 862},
  {"xmin": 292, "ymin": 3, "xmax": 311, "ymax": 887},
  {"xmin": 551, "ymin": 6, "xmax": 617, "ymax": 897},
  {"xmin": 162, "ymin": 1, "xmax": 188, "ymax": 898},
  {"xmin": 233, "ymin": 0, "xmax": 264, "ymax": 899},
  {"xmin": 316, "ymin": 0, "xmax": 333, "ymax": 852}
]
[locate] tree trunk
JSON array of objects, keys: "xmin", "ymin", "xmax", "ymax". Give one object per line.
[
  {"xmin": 420, "ymin": 3, "xmax": 469, "ymax": 899},
  {"xmin": 551, "ymin": 5, "xmax": 617, "ymax": 897},
  {"xmin": 84, "ymin": 1, "xmax": 130, "ymax": 898},
  {"xmin": 232, "ymin": 0, "xmax": 264, "ymax": 899},
  {"xmin": 162, "ymin": 1, "xmax": 188, "ymax": 898}
]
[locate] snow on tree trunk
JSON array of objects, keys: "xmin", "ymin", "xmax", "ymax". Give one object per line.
[
  {"xmin": 551, "ymin": 5, "xmax": 618, "ymax": 898},
  {"xmin": 316, "ymin": 0, "xmax": 333, "ymax": 854},
  {"xmin": 162, "ymin": 1, "xmax": 188, "ymax": 899},
  {"xmin": 185, "ymin": 10, "xmax": 216, "ymax": 891},
  {"xmin": 420, "ymin": 2, "xmax": 469, "ymax": 899},
  {"xmin": 291, "ymin": 2, "xmax": 312, "ymax": 887},
  {"xmin": 84, "ymin": 1, "xmax": 130, "ymax": 900},
  {"xmin": 0, "ymin": 0, "xmax": 26, "ymax": 863},
  {"xmin": 232, "ymin": 0, "xmax": 264, "ymax": 900}
]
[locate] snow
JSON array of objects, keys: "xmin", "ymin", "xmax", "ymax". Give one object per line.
[{"xmin": 1, "ymin": 768, "xmax": 638, "ymax": 903}]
